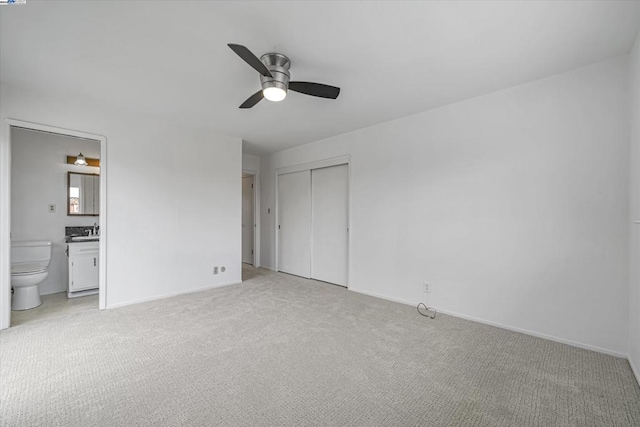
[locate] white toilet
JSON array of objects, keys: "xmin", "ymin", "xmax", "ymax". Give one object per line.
[{"xmin": 11, "ymin": 241, "xmax": 52, "ymax": 310}]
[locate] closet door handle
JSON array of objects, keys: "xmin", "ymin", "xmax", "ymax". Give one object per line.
[{"xmin": 93, "ymin": 257, "xmax": 96, "ymax": 266}]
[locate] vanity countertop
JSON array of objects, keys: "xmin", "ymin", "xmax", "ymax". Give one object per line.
[{"xmin": 65, "ymin": 236, "xmax": 100, "ymax": 243}]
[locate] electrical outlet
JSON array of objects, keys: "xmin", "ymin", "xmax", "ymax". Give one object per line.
[
  {"xmin": 423, "ymin": 282, "xmax": 431, "ymax": 293},
  {"xmin": 48, "ymin": 204, "xmax": 56, "ymax": 213},
  {"xmin": 213, "ymin": 266, "xmax": 219, "ymax": 275}
]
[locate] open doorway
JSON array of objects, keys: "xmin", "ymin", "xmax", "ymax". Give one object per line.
[
  {"xmin": 241, "ymin": 168, "xmax": 260, "ymax": 282},
  {"xmin": 0, "ymin": 120, "xmax": 107, "ymax": 330},
  {"xmin": 242, "ymin": 173, "xmax": 256, "ymax": 266}
]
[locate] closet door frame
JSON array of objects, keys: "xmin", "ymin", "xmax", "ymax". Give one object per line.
[{"xmin": 275, "ymin": 155, "xmax": 351, "ymax": 288}]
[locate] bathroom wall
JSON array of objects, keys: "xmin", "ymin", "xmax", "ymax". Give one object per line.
[{"xmin": 11, "ymin": 128, "xmax": 100, "ymax": 295}]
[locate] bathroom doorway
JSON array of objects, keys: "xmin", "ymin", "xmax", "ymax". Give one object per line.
[{"xmin": 0, "ymin": 120, "xmax": 108, "ymax": 329}]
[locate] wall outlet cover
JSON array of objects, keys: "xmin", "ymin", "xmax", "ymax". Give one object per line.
[{"xmin": 424, "ymin": 282, "xmax": 431, "ymax": 293}]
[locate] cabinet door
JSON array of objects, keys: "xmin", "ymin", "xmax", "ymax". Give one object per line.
[{"xmin": 71, "ymin": 253, "xmax": 99, "ymax": 291}]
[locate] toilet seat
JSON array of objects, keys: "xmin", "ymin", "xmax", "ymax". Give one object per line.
[{"xmin": 11, "ymin": 262, "xmax": 48, "ymax": 276}]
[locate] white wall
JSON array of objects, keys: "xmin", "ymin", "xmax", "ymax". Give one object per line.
[
  {"xmin": 261, "ymin": 56, "xmax": 631, "ymax": 355},
  {"xmin": 242, "ymin": 153, "xmax": 260, "ymax": 173},
  {"xmin": 1, "ymin": 83, "xmax": 242, "ymax": 310},
  {"xmin": 11, "ymin": 128, "xmax": 100, "ymax": 295},
  {"xmin": 629, "ymin": 30, "xmax": 640, "ymax": 379}
]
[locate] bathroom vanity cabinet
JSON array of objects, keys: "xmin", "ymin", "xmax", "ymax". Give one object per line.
[{"xmin": 67, "ymin": 241, "xmax": 99, "ymax": 298}]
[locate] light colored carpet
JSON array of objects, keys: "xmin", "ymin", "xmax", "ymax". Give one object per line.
[{"xmin": 1, "ymin": 265, "xmax": 639, "ymax": 426}]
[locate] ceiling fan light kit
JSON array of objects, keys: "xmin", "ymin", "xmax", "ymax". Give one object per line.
[
  {"xmin": 228, "ymin": 43, "xmax": 340, "ymax": 109},
  {"xmin": 263, "ymin": 87, "xmax": 287, "ymax": 102}
]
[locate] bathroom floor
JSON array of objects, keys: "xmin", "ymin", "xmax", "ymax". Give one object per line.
[{"xmin": 11, "ymin": 292, "xmax": 98, "ymax": 327}]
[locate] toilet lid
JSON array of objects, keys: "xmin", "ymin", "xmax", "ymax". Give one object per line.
[{"xmin": 11, "ymin": 262, "xmax": 48, "ymax": 275}]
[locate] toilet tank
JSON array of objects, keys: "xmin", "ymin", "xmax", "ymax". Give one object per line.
[{"xmin": 11, "ymin": 241, "xmax": 53, "ymax": 265}]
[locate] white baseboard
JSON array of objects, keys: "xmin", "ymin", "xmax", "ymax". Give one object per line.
[
  {"xmin": 629, "ymin": 355, "xmax": 640, "ymax": 386},
  {"xmin": 40, "ymin": 288, "xmax": 67, "ymax": 297},
  {"xmin": 348, "ymin": 287, "xmax": 627, "ymax": 359},
  {"xmin": 349, "ymin": 287, "xmax": 415, "ymax": 306},
  {"xmin": 436, "ymin": 308, "xmax": 627, "ymax": 358},
  {"xmin": 67, "ymin": 288, "xmax": 99, "ymax": 299},
  {"xmin": 106, "ymin": 280, "xmax": 241, "ymax": 309}
]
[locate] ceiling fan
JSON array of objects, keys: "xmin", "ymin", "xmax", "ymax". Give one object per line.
[{"xmin": 228, "ymin": 43, "xmax": 341, "ymax": 109}]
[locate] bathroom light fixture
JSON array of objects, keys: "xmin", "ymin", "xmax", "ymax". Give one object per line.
[
  {"xmin": 67, "ymin": 155, "xmax": 100, "ymax": 167},
  {"xmin": 74, "ymin": 153, "xmax": 88, "ymax": 166}
]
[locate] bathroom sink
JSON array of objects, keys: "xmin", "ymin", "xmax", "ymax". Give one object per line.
[{"xmin": 70, "ymin": 235, "xmax": 99, "ymax": 242}]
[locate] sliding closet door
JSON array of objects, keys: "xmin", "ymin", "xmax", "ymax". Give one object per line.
[
  {"xmin": 311, "ymin": 164, "xmax": 348, "ymax": 286},
  {"xmin": 278, "ymin": 170, "xmax": 311, "ymax": 278}
]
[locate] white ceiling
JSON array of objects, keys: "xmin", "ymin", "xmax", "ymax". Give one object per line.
[{"xmin": 1, "ymin": 1, "xmax": 639, "ymax": 155}]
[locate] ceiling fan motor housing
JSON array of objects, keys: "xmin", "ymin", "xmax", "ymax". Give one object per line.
[{"xmin": 259, "ymin": 53, "xmax": 291, "ymax": 93}]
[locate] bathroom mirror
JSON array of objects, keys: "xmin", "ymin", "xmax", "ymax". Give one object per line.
[{"xmin": 67, "ymin": 172, "xmax": 100, "ymax": 216}]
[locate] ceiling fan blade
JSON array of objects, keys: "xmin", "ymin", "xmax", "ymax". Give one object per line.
[
  {"xmin": 228, "ymin": 44, "xmax": 273, "ymax": 78},
  {"xmin": 289, "ymin": 81, "xmax": 340, "ymax": 99},
  {"xmin": 239, "ymin": 90, "xmax": 264, "ymax": 109}
]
